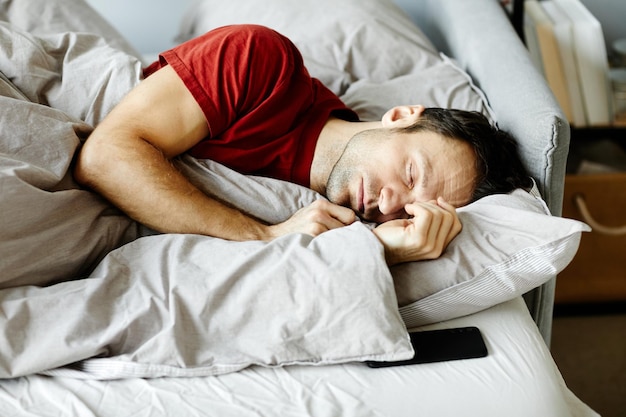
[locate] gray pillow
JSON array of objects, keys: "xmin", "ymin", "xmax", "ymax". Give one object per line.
[{"xmin": 174, "ymin": 0, "xmax": 492, "ymax": 119}]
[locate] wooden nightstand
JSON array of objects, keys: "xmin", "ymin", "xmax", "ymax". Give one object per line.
[{"xmin": 557, "ymin": 171, "xmax": 626, "ymax": 304}]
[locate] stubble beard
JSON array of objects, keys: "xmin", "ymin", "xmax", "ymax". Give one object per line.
[
  {"xmin": 324, "ymin": 128, "xmax": 380, "ymax": 217},
  {"xmin": 325, "ymin": 157, "xmax": 355, "ymax": 210}
]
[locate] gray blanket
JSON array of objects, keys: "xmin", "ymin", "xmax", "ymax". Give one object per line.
[
  {"xmin": 0, "ymin": 10, "xmax": 415, "ymax": 378},
  {"xmin": 2, "ymin": 223, "xmax": 414, "ymax": 379},
  {"xmin": 0, "ymin": 0, "xmax": 587, "ymax": 379}
]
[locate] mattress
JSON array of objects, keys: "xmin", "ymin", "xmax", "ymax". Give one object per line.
[{"xmin": 0, "ymin": 297, "xmax": 598, "ymax": 417}]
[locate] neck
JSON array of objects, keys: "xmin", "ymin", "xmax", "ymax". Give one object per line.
[{"xmin": 310, "ymin": 117, "xmax": 381, "ymax": 194}]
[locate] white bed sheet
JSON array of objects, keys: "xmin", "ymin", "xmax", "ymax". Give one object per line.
[{"xmin": 0, "ymin": 297, "xmax": 598, "ymax": 417}]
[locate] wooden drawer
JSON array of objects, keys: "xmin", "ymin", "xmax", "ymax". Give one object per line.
[{"xmin": 556, "ymin": 173, "xmax": 626, "ymax": 304}]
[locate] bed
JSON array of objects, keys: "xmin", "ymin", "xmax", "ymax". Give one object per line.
[{"xmin": 0, "ymin": 0, "xmax": 600, "ymax": 415}]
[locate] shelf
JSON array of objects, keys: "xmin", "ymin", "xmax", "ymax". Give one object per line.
[{"xmin": 571, "ymin": 125, "xmax": 626, "ymax": 141}]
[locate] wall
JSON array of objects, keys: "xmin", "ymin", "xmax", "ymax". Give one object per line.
[
  {"xmin": 397, "ymin": 0, "xmax": 626, "ymax": 57},
  {"xmin": 84, "ymin": 0, "xmax": 196, "ymax": 54},
  {"xmin": 84, "ymin": 0, "xmax": 419, "ymax": 54},
  {"xmin": 86, "ymin": 0, "xmax": 626, "ymax": 58},
  {"xmin": 579, "ymin": 0, "xmax": 626, "ymax": 57}
]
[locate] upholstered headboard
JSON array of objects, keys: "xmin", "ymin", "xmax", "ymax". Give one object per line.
[{"xmin": 406, "ymin": 0, "xmax": 570, "ymax": 343}]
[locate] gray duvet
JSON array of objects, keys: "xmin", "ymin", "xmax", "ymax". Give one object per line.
[
  {"xmin": 0, "ymin": 6, "xmax": 417, "ymax": 378},
  {"xmin": 0, "ymin": 0, "xmax": 586, "ymax": 379}
]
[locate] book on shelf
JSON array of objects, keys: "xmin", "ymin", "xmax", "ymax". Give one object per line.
[
  {"xmin": 524, "ymin": 0, "xmax": 611, "ymax": 127},
  {"xmin": 541, "ymin": 0, "xmax": 587, "ymax": 127},
  {"xmin": 524, "ymin": 0, "xmax": 574, "ymax": 123}
]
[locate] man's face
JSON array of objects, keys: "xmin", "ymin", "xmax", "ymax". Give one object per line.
[{"xmin": 325, "ymin": 128, "xmax": 478, "ymax": 223}]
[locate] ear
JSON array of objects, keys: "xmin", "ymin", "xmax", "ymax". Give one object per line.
[{"xmin": 381, "ymin": 105, "xmax": 425, "ymax": 127}]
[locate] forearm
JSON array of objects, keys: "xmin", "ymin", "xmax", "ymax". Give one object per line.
[{"xmin": 74, "ymin": 129, "xmax": 270, "ymax": 241}]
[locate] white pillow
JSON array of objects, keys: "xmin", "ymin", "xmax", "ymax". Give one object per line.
[
  {"xmin": 393, "ymin": 188, "xmax": 590, "ymax": 327},
  {"xmin": 174, "ymin": 0, "xmax": 492, "ymax": 119},
  {"xmin": 175, "ymin": 158, "xmax": 589, "ymax": 327}
]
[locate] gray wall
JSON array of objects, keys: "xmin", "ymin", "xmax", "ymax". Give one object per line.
[
  {"xmin": 86, "ymin": 0, "xmax": 626, "ymax": 59},
  {"xmin": 85, "ymin": 0, "xmax": 419, "ymax": 54},
  {"xmin": 578, "ymin": 0, "xmax": 626, "ymax": 57},
  {"xmin": 395, "ymin": 0, "xmax": 626, "ymax": 58},
  {"xmin": 85, "ymin": 0, "xmax": 195, "ymax": 54}
]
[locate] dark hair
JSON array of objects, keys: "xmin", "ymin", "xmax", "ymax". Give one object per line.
[{"xmin": 398, "ymin": 108, "xmax": 533, "ymax": 203}]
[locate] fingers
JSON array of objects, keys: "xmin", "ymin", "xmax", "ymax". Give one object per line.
[
  {"xmin": 404, "ymin": 197, "xmax": 455, "ymax": 217},
  {"xmin": 435, "ymin": 197, "xmax": 463, "ymax": 242},
  {"xmin": 316, "ymin": 199, "xmax": 358, "ymax": 226},
  {"xmin": 372, "ymin": 198, "xmax": 463, "ymax": 265},
  {"xmin": 271, "ymin": 199, "xmax": 357, "ymax": 238},
  {"xmin": 302, "ymin": 200, "xmax": 357, "ymax": 232},
  {"xmin": 405, "ymin": 198, "xmax": 461, "ymax": 259}
]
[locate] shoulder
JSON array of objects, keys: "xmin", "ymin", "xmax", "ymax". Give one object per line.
[{"xmin": 182, "ymin": 24, "xmax": 298, "ymax": 55}]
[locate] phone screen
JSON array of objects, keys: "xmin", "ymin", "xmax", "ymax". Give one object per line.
[{"xmin": 366, "ymin": 326, "xmax": 488, "ymax": 368}]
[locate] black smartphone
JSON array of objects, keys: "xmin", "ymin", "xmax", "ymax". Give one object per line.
[{"xmin": 366, "ymin": 326, "xmax": 488, "ymax": 368}]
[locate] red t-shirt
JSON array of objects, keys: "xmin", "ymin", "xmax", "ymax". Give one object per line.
[{"xmin": 144, "ymin": 25, "xmax": 358, "ymax": 187}]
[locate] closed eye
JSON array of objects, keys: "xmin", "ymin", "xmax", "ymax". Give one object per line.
[{"xmin": 407, "ymin": 161, "xmax": 414, "ymax": 189}]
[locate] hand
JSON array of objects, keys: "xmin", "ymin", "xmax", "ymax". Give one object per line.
[
  {"xmin": 372, "ymin": 198, "xmax": 462, "ymax": 266},
  {"xmin": 267, "ymin": 199, "xmax": 357, "ymax": 238}
]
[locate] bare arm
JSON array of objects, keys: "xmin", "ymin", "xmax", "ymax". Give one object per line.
[{"xmin": 74, "ymin": 66, "xmax": 355, "ymax": 241}]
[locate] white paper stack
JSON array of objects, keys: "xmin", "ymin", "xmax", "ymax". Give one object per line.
[{"xmin": 524, "ymin": 0, "xmax": 611, "ymax": 127}]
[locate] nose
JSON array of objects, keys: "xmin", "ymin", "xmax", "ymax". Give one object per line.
[{"xmin": 377, "ymin": 186, "xmax": 409, "ymax": 221}]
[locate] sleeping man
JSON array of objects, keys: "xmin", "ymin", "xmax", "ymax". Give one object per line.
[{"xmin": 74, "ymin": 24, "xmax": 531, "ymax": 266}]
